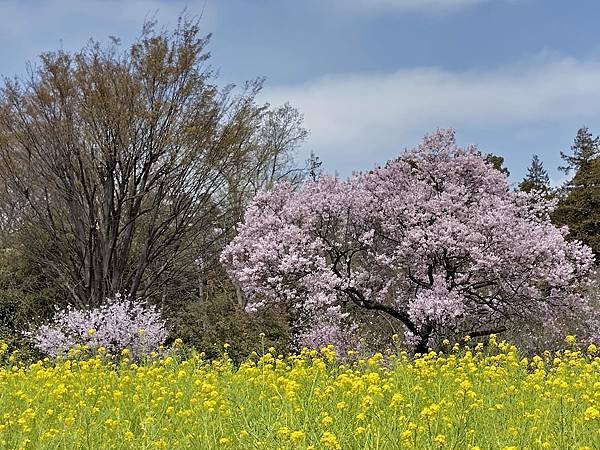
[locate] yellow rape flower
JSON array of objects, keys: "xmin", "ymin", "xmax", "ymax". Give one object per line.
[
  {"xmin": 290, "ymin": 430, "xmax": 305, "ymax": 442},
  {"xmin": 321, "ymin": 415, "xmax": 333, "ymax": 426},
  {"xmin": 320, "ymin": 431, "xmax": 340, "ymax": 449},
  {"xmin": 565, "ymin": 335, "xmax": 577, "ymax": 345},
  {"xmin": 583, "ymin": 406, "xmax": 599, "ymax": 421},
  {"xmin": 434, "ymin": 434, "xmax": 447, "ymax": 446}
]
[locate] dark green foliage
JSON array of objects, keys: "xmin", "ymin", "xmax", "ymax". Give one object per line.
[
  {"xmin": 484, "ymin": 153, "xmax": 510, "ymax": 177},
  {"xmin": 519, "ymin": 154, "xmax": 551, "ymax": 196},
  {"xmin": 0, "ymin": 246, "xmax": 64, "ymax": 362},
  {"xmin": 559, "ymin": 126, "xmax": 600, "ymax": 175},
  {"xmin": 167, "ymin": 289, "xmax": 292, "ymax": 365},
  {"xmin": 553, "ymin": 156, "xmax": 600, "ymax": 260},
  {"xmin": 553, "ymin": 128, "xmax": 600, "ymax": 260}
]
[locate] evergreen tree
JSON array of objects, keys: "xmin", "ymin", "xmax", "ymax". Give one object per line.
[
  {"xmin": 519, "ymin": 154, "xmax": 551, "ymax": 195},
  {"xmin": 554, "ymin": 130, "xmax": 600, "ymax": 260},
  {"xmin": 484, "ymin": 153, "xmax": 510, "ymax": 177},
  {"xmin": 559, "ymin": 126, "xmax": 600, "ymax": 175}
]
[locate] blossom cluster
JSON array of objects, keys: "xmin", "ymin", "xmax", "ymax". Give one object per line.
[{"xmin": 27, "ymin": 294, "xmax": 169, "ymax": 358}]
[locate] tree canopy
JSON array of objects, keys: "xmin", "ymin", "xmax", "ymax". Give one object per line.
[
  {"xmin": 222, "ymin": 130, "xmax": 596, "ymax": 353},
  {"xmin": 0, "ymin": 19, "xmax": 307, "ymax": 309}
]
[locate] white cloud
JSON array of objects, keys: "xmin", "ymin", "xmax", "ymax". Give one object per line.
[{"xmin": 262, "ymin": 58, "xmax": 600, "ymax": 170}]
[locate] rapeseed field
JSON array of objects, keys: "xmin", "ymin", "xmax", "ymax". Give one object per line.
[{"xmin": 0, "ymin": 336, "xmax": 598, "ymax": 449}]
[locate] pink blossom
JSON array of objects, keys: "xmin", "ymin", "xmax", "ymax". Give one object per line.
[
  {"xmin": 27, "ymin": 294, "xmax": 169, "ymax": 358},
  {"xmin": 222, "ymin": 129, "xmax": 596, "ymax": 353}
]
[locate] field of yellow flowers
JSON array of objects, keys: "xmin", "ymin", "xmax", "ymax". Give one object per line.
[{"xmin": 0, "ymin": 336, "xmax": 598, "ymax": 449}]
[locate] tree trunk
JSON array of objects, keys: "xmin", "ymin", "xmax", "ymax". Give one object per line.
[{"xmin": 414, "ymin": 334, "xmax": 430, "ymax": 355}]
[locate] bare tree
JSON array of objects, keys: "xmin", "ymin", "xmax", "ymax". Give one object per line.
[
  {"xmin": 221, "ymin": 102, "xmax": 310, "ymax": 225},
  {"xmin": 196, "ymin": 102, "xmax": 311, "ymax": 308},
  {"xmin": 0, "ymin": 18, "xmax": 274, "ymax": 308}
]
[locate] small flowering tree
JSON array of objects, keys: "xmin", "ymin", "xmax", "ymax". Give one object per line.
[
  {"xmin": 221, "ymin": 130, "xmax": 597, "ymax": 353},
  {"xmin": 27, "ymin": 294, "xmax": 169, "ymax": 358}
]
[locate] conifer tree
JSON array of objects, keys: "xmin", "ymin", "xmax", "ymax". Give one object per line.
[
  {"xmin": 554, "ymin": 127, "xmax": 600, "ymax": 260},
  {"xmin": 484, "ymin": 153, "xmax": 510, "ymax": 177},
  {"xmin": 553, "ymin": 157, "xmax": 600, "ymax": 260},
  {"xmin": 519, "ymin": 154, "xmax": 551, "ymax": 195},
  {"xmin": 559, "ymin": 126, "xmax": 600, "ymax": 175}
]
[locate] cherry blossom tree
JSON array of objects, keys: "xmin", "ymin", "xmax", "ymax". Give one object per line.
[{"xmin": 221, "ymin": 130, "xmax": 596, "ymax": 353}]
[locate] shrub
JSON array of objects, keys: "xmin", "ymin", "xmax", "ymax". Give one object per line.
[
  {"xmin": 26, "ymin": 294, "xmax": 169, "ymax": 358},
  {"xmin": 168, "ymin": 293, "xmax": 293, "ymax": 364}
]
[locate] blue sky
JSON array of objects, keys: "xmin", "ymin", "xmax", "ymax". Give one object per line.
[{"xmin": 1, "ymin": 0, "xmax": 600, "ymax": 184}]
